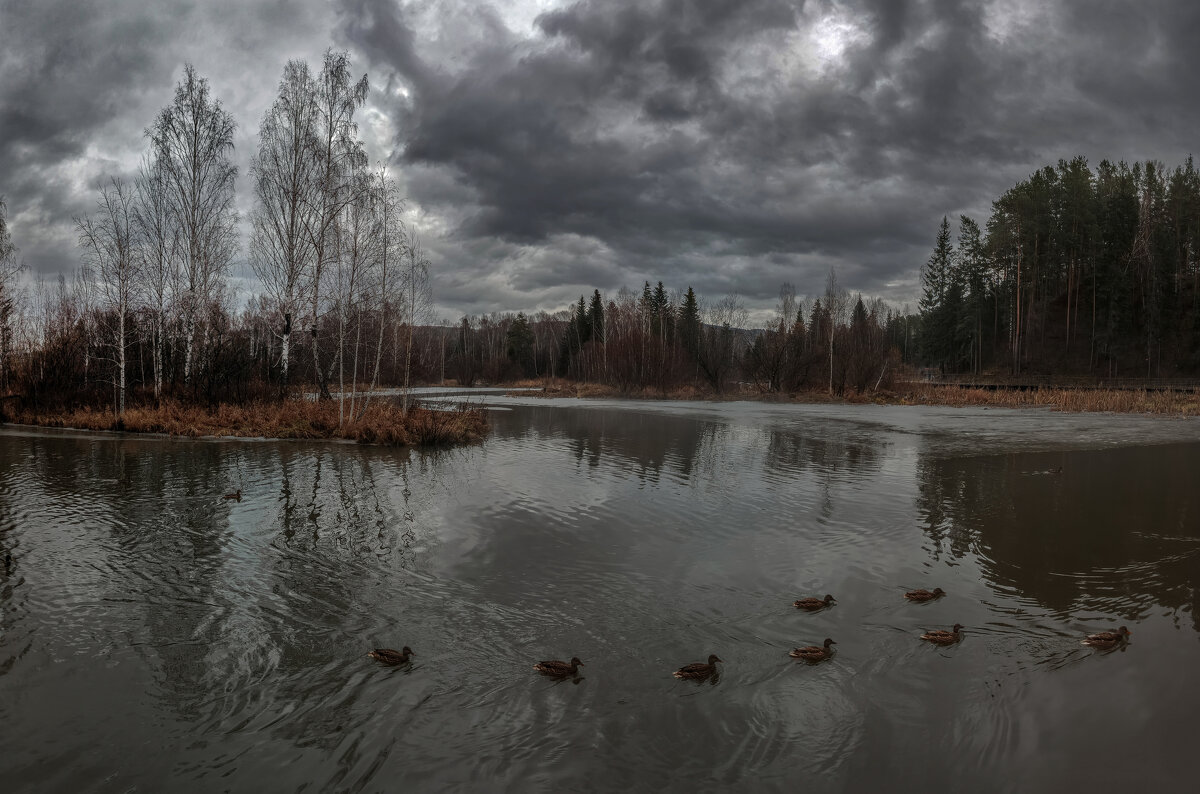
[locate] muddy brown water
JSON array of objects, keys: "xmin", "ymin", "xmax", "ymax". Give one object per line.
[{"xmin": 2, "ymin": 400, "xmax": 1199, "ymax": 791}]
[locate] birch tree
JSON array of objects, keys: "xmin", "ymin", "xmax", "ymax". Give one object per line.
[
  {"xmin": 360, "ymin": 166, "xmax": 406, "ymax": 416},
  {"xmin": 76, "ymin": 178, "xmax": 138, "ymax": 419},
  {"xmin": 400, "ymin": 237, "xmax": 432, "ymax": 413},
  {"xmin": 250, "ymin": 59, "xmax": 319, "ymax": 393},
  {"xmin": 307, "ymin": 50, "xmax": 369, "ymax": 400},
  {"xmin": 146, "ymin": 64, "xmax": 238, "ymax": 386},
  {"xmin": 133, "ymin": 157, "xmax": 176, "ymax": 399},
  {"xmin": 330, "ymin": 167, "xmax": 376, "ymax": 424}
]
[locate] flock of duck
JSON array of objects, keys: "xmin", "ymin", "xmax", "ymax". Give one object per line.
[
  {"xmin": 220, "ymin": 488, "xmax": 1136, "ymax": 677},
  {"xmin": 363, "ymin": 586, "xmax": 1134, "ymax": 681}
]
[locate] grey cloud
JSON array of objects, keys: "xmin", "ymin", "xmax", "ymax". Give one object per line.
[
  {"xmin": 343, "ymin": 0, "xmax": 1197, "ymax": 317},
  {"xmin": 3, "ymin": 0, "xmax": 1198, "ymax": 322}
]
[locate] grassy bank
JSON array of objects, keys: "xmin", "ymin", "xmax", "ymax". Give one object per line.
[
  {"xmin": 9, "ymin": 399, "xmax": 490, "ymax": 446},
  {"xmin": 505, "ymin": 377, "xmax": 1200, "ymax": 416},
  {"xmin": 897, "ymin": 383, "xmax": 1200, "ymax": 415}
]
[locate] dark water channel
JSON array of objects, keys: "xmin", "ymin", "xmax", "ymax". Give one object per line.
[{"xmin": 2, "ymin": 400, "xmax": 1200, "ymax": 792}]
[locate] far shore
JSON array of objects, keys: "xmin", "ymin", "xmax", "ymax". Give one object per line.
[{"xmin": 497, "ymin": 378, "xmax": 1200, "ymax": 416}]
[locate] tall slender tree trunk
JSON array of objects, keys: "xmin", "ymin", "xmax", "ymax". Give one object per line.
[
  {"xmin": 1066, "ymin": 212, "xmax": 1078, "ymax": 354},
  {"xmin": 154, "ymin": 312, "xmax": 164, "ymax": 401},
  {"xmin": 118, "ymin": 309, "xmax": 126, "ymax": 420},
  {"xmin": 337, "ymin": 301, "xmax": 346, "ymax": 426},
  {"xmin": 280, "ymin": 311, "xmax": 292, "ymax": 395},
  {"xmin": 361, "ymin": 303, "xmax": 386, "ymax": 419},
  {"xmin": 311, "ymin": 299, "xmax": 330, "ymax": 400},
  {"xmin": 402, "ymin": 323, "xmax": 414, "ymax": 414},
  {"xmin": 350, "ymin": 306, "xmax": 361, "ymax": 419},
  {"xmin": 183, "ymin": 310, "xmax": 196, "ymax": 384}
]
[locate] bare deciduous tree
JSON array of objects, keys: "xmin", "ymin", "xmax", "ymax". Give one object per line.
[
  {"xmin": 400, "ymin": 236, "xmax": 432, "ymax": 414},
  {"xmin": 330, "ymin": 167, "xmax": 376, "ymax": 424},
  {"xmin": 76, "ymin": 178, "xmax": 138, "ymax": 419},
  {"xmin": 307, "ymin": 50, "xmax": 369, "ymax": 401},
  {"xmin": 250, "ymin": 59, "xmax": 320, "ymax": 393},
  {"xmin": 697, "ymin": 293, "xmax": 747, "ymax": 393},
  {"xmin": 823, "ymin": 268, "xmax": 848, "ymax": 394},
  {"xmin": 0, "ymin": 197, "xmax": 27, "ymax": 391},
  {"xmin": 360, "ymin": 166, "xmax": 407, "ymax": 416},
  {"xmin": 133, "ymin": 157, "xmax": 177, "ymax": 400},
  {"xmin": 146, "ymin": 64, "xmax": 238, "ymax": 386}
]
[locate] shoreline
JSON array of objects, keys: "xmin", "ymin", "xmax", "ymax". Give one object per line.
[
  {"xmin": 3, "ymin": 398, "xmax": 490, "ymax": 447},
  {"xmin": 501, "ymin": 379, "xmax": 1200, "ymax": 417}
]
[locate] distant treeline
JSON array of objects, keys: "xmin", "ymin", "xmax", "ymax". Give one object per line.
[
  {"xmin": 920, "ymin": 156, "xmax": 1200, "ymax": 377},
  {"xmin": 450, "ymin": 278, "xmax": 913, "ymax": 395}
]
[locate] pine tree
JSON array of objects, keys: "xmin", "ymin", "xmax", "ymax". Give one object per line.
[
  {"xmin": 956, "ymin": 215, "xmax": 987, "ymax": 373},
  {"xmin": 588, "ymin": 289, "xmax": 604, "ymax": 342},
  {"xmin": 920, "ymin": 216, "xmax": 958, "ymax": 370},
  {"xmin": 576, "ymin": 295, "xmax": 591, "ymax": 347},
  {"xmin": 848, "ymin": 295, "xmax": 871, "ymax": 391},
  {"xmin": 678, "ymin": 287, "xmax": 701, "ymax": 354},
  {"xmin": 651, "ymin": 281, "xmax": 673, "ymax": 340},
  {"xmin": 505, "ymin": 312, "xmax": 534, "ymax": 376}
]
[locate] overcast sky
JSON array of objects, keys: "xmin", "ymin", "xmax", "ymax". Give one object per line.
[{"xmin": 2, "ymin": 0, "xmax": 1197, "ymax": 323}]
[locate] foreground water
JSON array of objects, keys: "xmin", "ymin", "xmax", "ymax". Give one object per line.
[{"xmin": 2, "ymin": 400, "xmax": 1200, "ymax": 792}]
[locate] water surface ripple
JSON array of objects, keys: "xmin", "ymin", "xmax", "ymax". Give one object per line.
[{"xmin": 2, "ymin": 402, "xmax": 1199, "ymax": 791}]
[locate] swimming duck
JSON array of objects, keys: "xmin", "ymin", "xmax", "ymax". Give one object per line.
[
  {"xmin": 789, "ymin": 638, "xmax": 836, "ymax": 662},
  {"xmin": 793, "ymin": 594, "xmax": 836, "ymax": 611},
  {"xmin": 904, "ymin": 587, "xmax": 946, "ymax": 602},
  {"xmin": 920, "ymin": 624, "xmax": 963, "ymax": 645},
  {"xmin": 367, "ymin": 646, "xmax": 414, "ymax": 665},
  {"xmin": 673, "ymin": 654, "xmax": 722, "ymax": 680},
  {"xmin": 1082, "ymin": 626, "xmax": 1131, "ymax": 649},
  {"xmin": 533, "ymin": 657, "xmax": 584, "ymax": 677},
  {"xmin": 224, "ymin": 489, "xmax": 242, "ymax": 501}
]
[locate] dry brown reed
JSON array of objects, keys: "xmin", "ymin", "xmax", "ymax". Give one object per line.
[
  {"xmin": 896, "ymin": 383, "xmax": 1200, "ymax": 416},
  {"xmin": 12, "ymin": 399, "xmax": 489, "ymax": 446}
]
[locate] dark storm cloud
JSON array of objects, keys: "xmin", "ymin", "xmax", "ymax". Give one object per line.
[
  {"xmin": 3, "ymin": 0, "xmax": 1199, "ymax": 320},
  {"xmin": 330, "ymin": 1, "xmax": 935, "ymax": 309},
  {"xmin": 331, "ymin": 0, "xmax": 1200, "ymax": 317},
  {"xmin": 0, "ymin": 0, "xmax": 341, "ymax": 277}
]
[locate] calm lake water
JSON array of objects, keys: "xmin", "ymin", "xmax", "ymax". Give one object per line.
[{"xmin": 2, "ymin": 399, "xmax": 1200, "ymax": 792}]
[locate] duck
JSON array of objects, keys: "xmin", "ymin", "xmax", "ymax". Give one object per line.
[
  {"xmin": 1082, "ymin": 626, "xmax": 1131, "ymax": 649},
  {"xmin": 367, "ymin": 646, "xmax": 414, "ymax": 665},
  {"xmin": 673, "ymin": 654, "xmax": 722, "ymax": 680},
  {"xmin": 533, "ymin": 657, "xmax": 584, "ymax": 677},
  {"xmin": 223, "ymin": 489, "xmax": 242, "ymax": 501},
  {"xmin": 904, "ymin": 587, "xmax": 946, "ymax": 602},
  {"xmin": 793, "ymin": 594, "xmax": 836, "ymax": 611},
  {"xmin": 789, "ymin": 638, "xmax": 836, "ymax": 662},
  {"xmin": 920, "ymin": 624, "xmax": 963, "ymax": 645}
]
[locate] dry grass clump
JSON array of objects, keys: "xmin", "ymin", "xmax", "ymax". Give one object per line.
[{"xmin": 12, "ymin": 399, "xmax": 489, "ymax": 446}]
